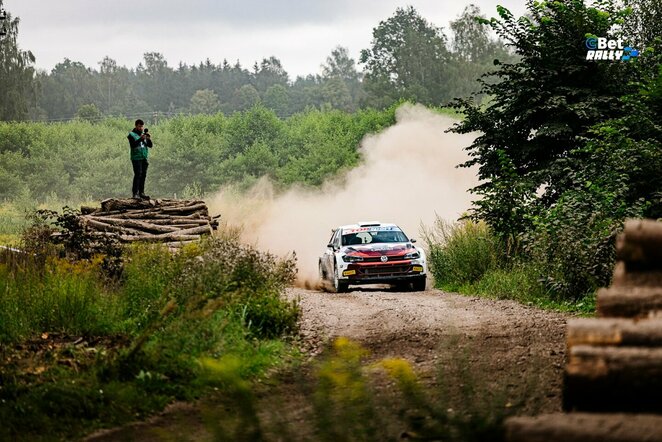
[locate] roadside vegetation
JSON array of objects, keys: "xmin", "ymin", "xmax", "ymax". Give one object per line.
[
  {"xmin": 423, "ymin": 218, "xmax": 596, "ymax": 315},
  {"xmin": 0, "ymin": 222, "xmax": 300, "ymax": 440},
  {"xmin": 424, "ymin": 0, "xmax": 661, "ymax": 311}
]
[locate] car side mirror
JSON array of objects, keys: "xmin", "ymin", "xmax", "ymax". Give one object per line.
[
  {"xmin": 327, "ymin": 243, "xmax": 334, "ymax": 249},
  {"xmin": 410, "ymin": 239, "xmax": 417, "ymax": 243}
]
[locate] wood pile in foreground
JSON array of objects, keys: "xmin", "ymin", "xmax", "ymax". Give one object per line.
[
  {"xmin": 506, "ymin": 219, "xmax": 662, "ymax": 442},
  {"xmin": 79, "ymin": 198, "xmax": 219, "ymax": 248}
]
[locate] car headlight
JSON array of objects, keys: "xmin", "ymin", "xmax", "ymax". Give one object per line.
[
  {"xmin": 404, "ymin": 251, "xmax": 420, "ymax": 260},
  {"xmin": 342, "ymin": 255, "xmax": 364, "ymax": 263}
]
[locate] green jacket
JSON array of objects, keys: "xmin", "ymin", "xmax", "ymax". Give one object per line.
[{"xmin": 127, "ymin": 130, "xmax": 152, "ymax": 161}]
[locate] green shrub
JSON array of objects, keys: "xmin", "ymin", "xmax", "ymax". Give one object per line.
[
  {"xmin": 1, "ymin": 228, "xmax": 300, "ymax": 439},
  {"xmin": 524, "ymin": 183, "xmax": 646, "ymax": 300},
  {"xmin": 423, "ymin": 217, "xmax": 503, "ymax": 287}
]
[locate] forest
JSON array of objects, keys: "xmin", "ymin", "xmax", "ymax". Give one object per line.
[{"xmin": 1, "ymin": 5, "xmax": 510, "ymax": 122}]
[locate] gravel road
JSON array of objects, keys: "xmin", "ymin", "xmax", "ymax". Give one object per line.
[{"xmin": 289, "ymin": 286, "xmax": 568, "ymax": 406}]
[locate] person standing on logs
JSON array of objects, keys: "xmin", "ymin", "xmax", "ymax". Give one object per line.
[{"xmin": 127, "ymin": 119, "xmax": 153, "ymax": 200}]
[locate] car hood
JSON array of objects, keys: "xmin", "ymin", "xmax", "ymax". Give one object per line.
[{"xmin": 342, "ymin": 243, "xmax": 417, "ymax": 257}]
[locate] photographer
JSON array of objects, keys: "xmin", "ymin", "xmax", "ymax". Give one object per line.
[{"xmin": 127, "ymin": 119, "xmax": 153, "ymax": 200}]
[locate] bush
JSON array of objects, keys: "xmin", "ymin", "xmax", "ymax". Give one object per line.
[
  {"xmin": 524, "ymin": 184, "xmax": 646, "ymax": 300},
  {"xmin": 0, "ymin": 227, "xmax": 300, "ymax": 439},
  {"xmin": 422, "ymin": 217, "xmax": 503, "ymax": 287}
]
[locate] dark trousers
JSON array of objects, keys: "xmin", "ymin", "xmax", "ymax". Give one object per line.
[{"xmin": 131, "ymin": 159, "xmax": 149, "ymax": 195}]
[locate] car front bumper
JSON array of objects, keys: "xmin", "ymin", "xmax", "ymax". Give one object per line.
[{"xmin": 338, "ymin": 260, "xmax": 426, "ymax": 284}]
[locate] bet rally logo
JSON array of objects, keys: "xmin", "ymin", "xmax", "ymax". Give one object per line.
[{"xmin": 585, "ymin": 37, "xmax": 639, "ymax": 61}]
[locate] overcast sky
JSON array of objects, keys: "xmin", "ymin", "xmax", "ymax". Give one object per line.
[{"xmin": 6, "ymin": 0, "xmax": 526, "ymax": 78}]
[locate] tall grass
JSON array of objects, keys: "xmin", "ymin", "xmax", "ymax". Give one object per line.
[
  {"xmin": 0, "ymin": 235, "xmax": 300, "ymax": 440},
  {"xmin": 422, "ymin": 218, "xmax": 503, "ymax": 287},
  {"xmin": 422, "ymin": 216, "xmax": 595, "ymax": 314}
]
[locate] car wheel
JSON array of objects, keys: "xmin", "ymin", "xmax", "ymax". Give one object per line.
[
  {"xmin": 319, "ymin": 261, "xmax": 326, "ymax": 281},
  {"xmin": 412, "ymin": 276, "xmax": 426, "ymax": 291},
  {"xmin": 333, "ymin": 266, "xmax": 349, "ymax": 293}
]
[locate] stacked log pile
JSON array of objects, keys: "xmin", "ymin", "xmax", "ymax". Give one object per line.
[
  {"xmin": 79, "ymin": 198, "xmax": 219, "ymax": 248},
  {"xmin": 506, "ymin": 219, "xmax": 662, "ymax": 442}
]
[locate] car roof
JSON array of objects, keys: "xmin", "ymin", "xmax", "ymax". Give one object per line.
[{"xmin": 337, "ymin": 222, "xmax": 401, "ymax": 232}]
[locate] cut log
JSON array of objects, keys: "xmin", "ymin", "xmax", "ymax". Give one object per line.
[
  {"xmin": 564, "ymin": 345, "xmax": 662, "ymax": 412},
  {"xmin": 100, "ymin": 198, "xmax": 156, "ymax": 212},
  {"xmin": 505, "ymin": 413, "xmax": 662, "ymax": 442},
  {"xmin": 83, "ymin": 218, "xmax": 144, "ymax": 236},
  {"xmin": 121, "ymin": 234, "xmax": 202, "ymax": 243},
  {"xmin": 80, "ymin": 206, "xmax": 97, "ymax": 215},
  {"xmin": 567, "ymin": 318, "xmax": 662, "ymax": 347},
  {"xmin": 86, "ymin": 216, "xmax": 180, "ymax": 234},
  {"xmin": 612, "ymin": 262, "xmax": 662, "ymax": 288},
  {"xmin": 74, "ymin": 198, "xmax": 218, "ymax": 247},
  {"xmin": 616, "ymin": 219, "xmax": 662, "ymax": 269},
  {"xmin": 597, "ymin": 286, "xmax": 662, "ymax": 318},
  {"xmin": 161, "ymin": 203, "xmax": 207, "ymax": 214},
  {"xmin": 129, "ymin": 218, "xmax": 210, "ymax": 226}
]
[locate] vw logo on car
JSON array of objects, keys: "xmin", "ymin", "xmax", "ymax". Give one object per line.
[{"xmin": 318, "ymin": 221, "xmax": 427, "ymax": 293}]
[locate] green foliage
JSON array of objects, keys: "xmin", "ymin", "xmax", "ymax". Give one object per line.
[
  {"xmin": 0, "ymin": 228, "xmax": 299, "ymax": 440},
  {"xmin": 623, "ymin": 0, "xmax": 662, "ymax": 47},
  {"xmin": 75, "ymin": 103, "xmax": 102, "ymax": 122},
  {"xmin": 0, "ymin": 2, "xmax": 36, "ymax": 121},
  {"xmin": 189, "ymin": 88, "xmax": 221, "ymax": 115},
  {"xmin": 0, "ymin": 105, "xmax": 397, "ymax": 202},
  {"xmin": 452, "ymin": 0, "xmax": 638, "ymax": 239},
  {"xmin": 0, "ymin": 256, "xmax": 116, "ymax": 343},
  {"xmin": 360, "ymin": 6, "xmax": 451, "ymax": 107},
  {"xmin": 3, "ymin": 4, "xmax": 516, "ymax": 119},
  {"xmin": 422, "ymin": 218, "xmax": 503, "ymax": 287},
  {"xmin": 422, "ymin": 216, "xmax": 595, "ymax": 313},
  {"xmin": 189, "ymin": 336, "xmax": 531, "ymax": 441},
  {"xmin": 447, "ymin": 5, "xmax": 517, "ymax": 99}
]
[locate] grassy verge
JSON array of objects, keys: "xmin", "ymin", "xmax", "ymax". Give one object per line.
[
  {"xmin": 422, "ymin": 217, "xmax": 596, "ymax": 316},
  {"xmin": 0, "ymin": 230, "xmax": 300, "ymax": 440},
  {"xmin": 0, "ymin": 203, "xmax": 25, "ymax": 245},
  {"xmin": 0, "ymin": 199, "xmax": 101, "ymax": 246}
]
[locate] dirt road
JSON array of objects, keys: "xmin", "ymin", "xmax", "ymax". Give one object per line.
[
  {"xmin": 87, "ymin": 287, "xmax": 569, "ymax": 441},
  {"xmin": 290, "ymin": 287, "xmax": 568, "ymax": 406}
]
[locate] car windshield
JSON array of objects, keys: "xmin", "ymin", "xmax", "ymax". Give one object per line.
[{"xmin": 342, "ymin": 229, "xmax": 409, "ymax": 246}]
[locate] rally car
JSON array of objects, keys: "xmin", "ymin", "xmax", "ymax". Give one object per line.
[{"xmin": 318, "ymin": 222, "xmax": 427, "ymax": 292}]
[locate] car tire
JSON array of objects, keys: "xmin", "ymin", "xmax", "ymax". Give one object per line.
[
  {"xmin": 333, "ymin": 266, "xmax": 349, "ymax": 293},
  {"xmin": 319, "ymin": 261, "xmax": 326, "ymax": 281},
  {"xmin": 412, "ymin": 276, "xmax": 426, "ymax": 291}
]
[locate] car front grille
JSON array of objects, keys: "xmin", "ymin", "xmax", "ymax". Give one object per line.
[
  {"xmin": 360, "ymin": 264, "xmax": 411, "ymax": 276},
  {"xmin": 360, "ymin": 255, "xmax": 407, "ymax": 263}
]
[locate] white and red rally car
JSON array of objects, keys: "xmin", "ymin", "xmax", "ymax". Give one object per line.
[{"xmin": 319, "ymin": 222, "xmax": 427, "ymax": 292}]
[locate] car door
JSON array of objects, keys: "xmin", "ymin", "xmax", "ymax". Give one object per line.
[{"xmin": 323, "ymin": 229, "xmax": 338, "ymax": 277}]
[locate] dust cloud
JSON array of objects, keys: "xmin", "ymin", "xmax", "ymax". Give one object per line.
[{"xmin": 209, "ymin": 104, "xmax": 479, "ymax": 285}]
